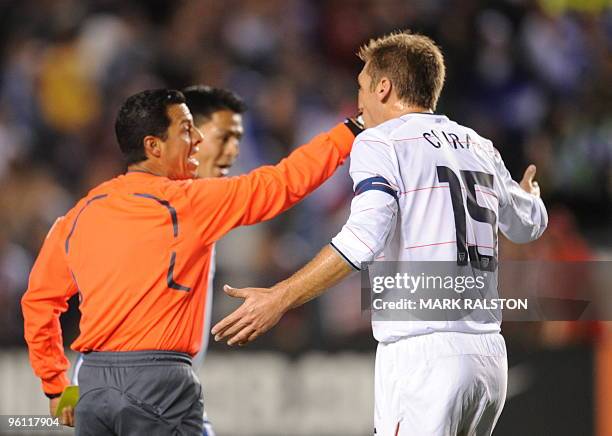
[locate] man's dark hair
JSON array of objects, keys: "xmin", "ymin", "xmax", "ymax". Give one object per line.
[
  {"xmin": 115, "ymin": 89, "xmax": 186, "ymax": 165},
  {"xmin": 182, "ymin": 85, "xmax": 247, "ymax": 124}
]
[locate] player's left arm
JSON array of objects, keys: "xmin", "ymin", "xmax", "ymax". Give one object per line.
[
  {"xmin": 493, "ymin": 142, "xmax": 548, "ymax": 243},
  {"xmin": 212, "ymin": 132, "xmax": 399, "ymax": 345}
]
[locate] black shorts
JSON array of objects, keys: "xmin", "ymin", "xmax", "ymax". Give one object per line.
[{"xmin": 75, "ymin": 350, "xmax": 204, "ymax": 436}]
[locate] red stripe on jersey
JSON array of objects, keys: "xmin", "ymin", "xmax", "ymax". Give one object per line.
[
  {"xmin": 405, "ymin": 241, "xmax": 496, "ymax": 250},
  {"xmin": 405, "ymin": 240, "xmax": 456, "ymax": 249},
  {"xmin": 347, "ymin": 226, "xmax": 375, "ymax": 254},
  {"xmin": 400, "ymin": 185, "xmax": 498, "ymax": 199}
]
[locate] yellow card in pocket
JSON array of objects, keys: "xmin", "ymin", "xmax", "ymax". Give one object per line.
[{"xmin": 55, "ymin": 385, "xmax": 79, "ymax": 417}]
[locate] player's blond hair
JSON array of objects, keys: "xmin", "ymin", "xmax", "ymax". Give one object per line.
[{"xmin": 358, "ymin": 31, "xmax": 446, "ymax": 110}]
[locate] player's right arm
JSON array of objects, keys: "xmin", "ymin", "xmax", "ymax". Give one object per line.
[
  {"xmin": 494, "ymin": 149, "xmax": 548, "ymax": 243},
  {"xmin": 186, "ymin": 122, "xmax": 356, "ymax": 242},
  {"xmin": 21, "ymin": 213, "xmax": 78, "ymax": 399},
  {"xmin": 211, "ymin": 130, "xmax": 399, "ymax": 345},
  {"xmin": 330, "ymin": 130, "xmax": 399, "ymax": 269}
]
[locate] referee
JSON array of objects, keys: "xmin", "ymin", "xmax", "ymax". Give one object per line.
[{"xmin": 21, "ymin": 89, "xmax": 358, "ymax": 435}]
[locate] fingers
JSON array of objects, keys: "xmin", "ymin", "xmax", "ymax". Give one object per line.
[
  {"xmin": 519, "ymin": 164, "xmax": 541, "ymax": 197},
  {"xmin": 227, "ymin": 324, "xmax": 257, "ymax": 346},
  {"xmin": 211, "ymin": 308, "xmax": 244, "ymax": 338},
  {"xmin": 211, "ymin": 286, "xmax": 253, "ymax": 338},
  {"xmin": 246, "ymin": 330, "xmax": 260, "ymax": 343},
  {"xmin": 223, "ymin": 284, "xmax": 248, "ymax": 299},
  {"xmin": 61, "ymin": 406, "xmax": 74, "ymax": 427},
  {"xmin": 213, "ymin": 285, "xmax": 279, "ymax": 346},
  {"xmin": 211, "ymin": 307, "xmax": 264, "ymax": 346},
  {"xmin": 216, "ymin": 319, "xmax": 250, "ymax": 342},
  {"xmin": 522, "ymin": 164, "xmax": 536, "ymax": 184}
]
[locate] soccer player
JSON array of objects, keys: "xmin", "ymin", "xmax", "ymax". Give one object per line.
[
  {"xmin": 22, "ymin": 88, "xmax": 360, "ymax": 434},
  {"xmin": 212, "ymin": 32, "xmax": 548, "ymax": 435},
  {"xmin": 183, "ymin": 85, "xmax": 245, "ymax": 181}
]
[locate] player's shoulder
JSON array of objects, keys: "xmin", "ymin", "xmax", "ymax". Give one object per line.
[
  {"xmin": 455, "ymin": 123, "xmax": 491, "ymax": 147},
  {"xmin": 470, "ymin": 130, "xmax": 502, "ymax": 163},
  {"xmin": 355, "ymin": 124, "xmax": 391, "ymax": 144},
  {"xmin": 383, "ymin": 113, "xmax": 458, "ymax": 144},
  {"xmin": 352, "ymin": 117, "xmax": 407, "ymax": 153},
  {"xmin": 350, "ymin": 122, "xmax": 390, "ymax": 159},
  {"xmin": 396, "ymin": 112, "xmax": 449, "ymax": 129},
  {"xmin": 373, "ymin": 117, "xmax": 407, "ymax": 136},
  {"xmin": 448, "ymin": 121, "xmax": 502, "ymax": 163}
]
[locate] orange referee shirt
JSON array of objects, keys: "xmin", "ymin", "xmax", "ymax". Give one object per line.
[{"xmin": 22, "ymin": 123, "xmax": 354, "ymax": 396}]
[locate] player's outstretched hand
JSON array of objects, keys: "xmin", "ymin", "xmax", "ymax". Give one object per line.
[
  {"xmin": 211, "ymin": 285, "xmax": 287, "ymax": 346},
  {"xmin": 519, "ymin": 164, "xmax": 540, "ymax": 198}
]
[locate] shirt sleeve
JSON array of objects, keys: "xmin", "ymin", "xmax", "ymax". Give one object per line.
[
  {"xmin": 331, "ymin": 130, "xmax": 399, "ymax": 270},
  {"xmin": 493, "ymin": 146, "xmax": 548, "ymax": 243},
  {"xmin": 185, "ymin": 122, "xmax": 355, "ymax": 243},
  {"xmin": 21, "ymin": 215, "xmax": 78, "ymax": 396}
]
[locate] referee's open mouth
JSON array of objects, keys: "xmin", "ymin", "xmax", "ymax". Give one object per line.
[
  {"xmin": 187, "ymin": 145, "xmax": 200, "ymax": 172},
  {"xmin": 188, "ymin": 156, "xmax": 200, "ymax": 168}
]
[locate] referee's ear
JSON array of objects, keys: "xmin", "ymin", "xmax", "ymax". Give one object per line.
[{"xmin": 143, "ymin": 135, "xmax": 162, "ymax": 159}]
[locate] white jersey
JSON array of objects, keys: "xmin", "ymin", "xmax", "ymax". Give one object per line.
[{"xmin": 331, "ymin": 113, "xmax": 548, "ymax": 343}]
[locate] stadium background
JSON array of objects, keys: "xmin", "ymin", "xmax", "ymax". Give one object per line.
[{"xmin": 0, "ymin": 0, "xmax": 610, "ymax": 435}]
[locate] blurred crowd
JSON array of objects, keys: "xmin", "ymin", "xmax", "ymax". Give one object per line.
[{"xmin": 0, "ymin": 0, "xmax": 609, "ymax": 349}]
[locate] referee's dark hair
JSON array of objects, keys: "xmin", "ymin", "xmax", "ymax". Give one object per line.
[
  {"xmin": 115, "ymin": 89, "xmax": 186, "ymax": 165},
  {"xmin": 182, "ymin": 85, "xmax": 247, "ymax": 124}
]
